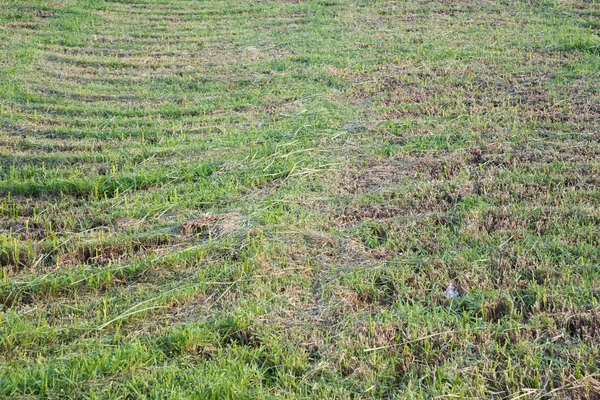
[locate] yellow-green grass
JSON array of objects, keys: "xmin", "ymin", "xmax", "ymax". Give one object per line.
[{"xmin": 1, "ymin": 0, "xmax": 600, "ymax": 398}]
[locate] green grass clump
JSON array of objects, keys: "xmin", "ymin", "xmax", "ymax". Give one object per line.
[{"xmin": 1, "ymin": 0, "xmax": 599, "ymax": 398}]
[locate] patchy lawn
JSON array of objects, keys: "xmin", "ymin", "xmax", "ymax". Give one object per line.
[{"xmin": 1, "ymin": 0, "xmax": 599, "ymax": 397}]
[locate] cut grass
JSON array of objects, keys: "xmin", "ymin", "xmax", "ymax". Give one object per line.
[{"xmin": 1, "ymin": 0, "xmax": 600, "ymax": 398}]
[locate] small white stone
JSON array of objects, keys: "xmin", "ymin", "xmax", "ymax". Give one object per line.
[{"xmin": 445, "ymin": 283, "xmax": 460, "ymax": 299}]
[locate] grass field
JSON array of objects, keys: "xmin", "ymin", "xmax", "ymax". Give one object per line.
[{"xmin": 1, "ymin": 0, "xmax": 600, "ymax": 398}]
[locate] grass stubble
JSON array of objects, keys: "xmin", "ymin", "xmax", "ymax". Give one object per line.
[{"xmin": 1, "ymin": 0, "xmax": 600, "ymax": 398}]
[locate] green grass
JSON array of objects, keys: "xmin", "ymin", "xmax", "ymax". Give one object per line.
[{"xmin": 1, "ymin": 0, "xmax": 600, "ymax": 398}]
